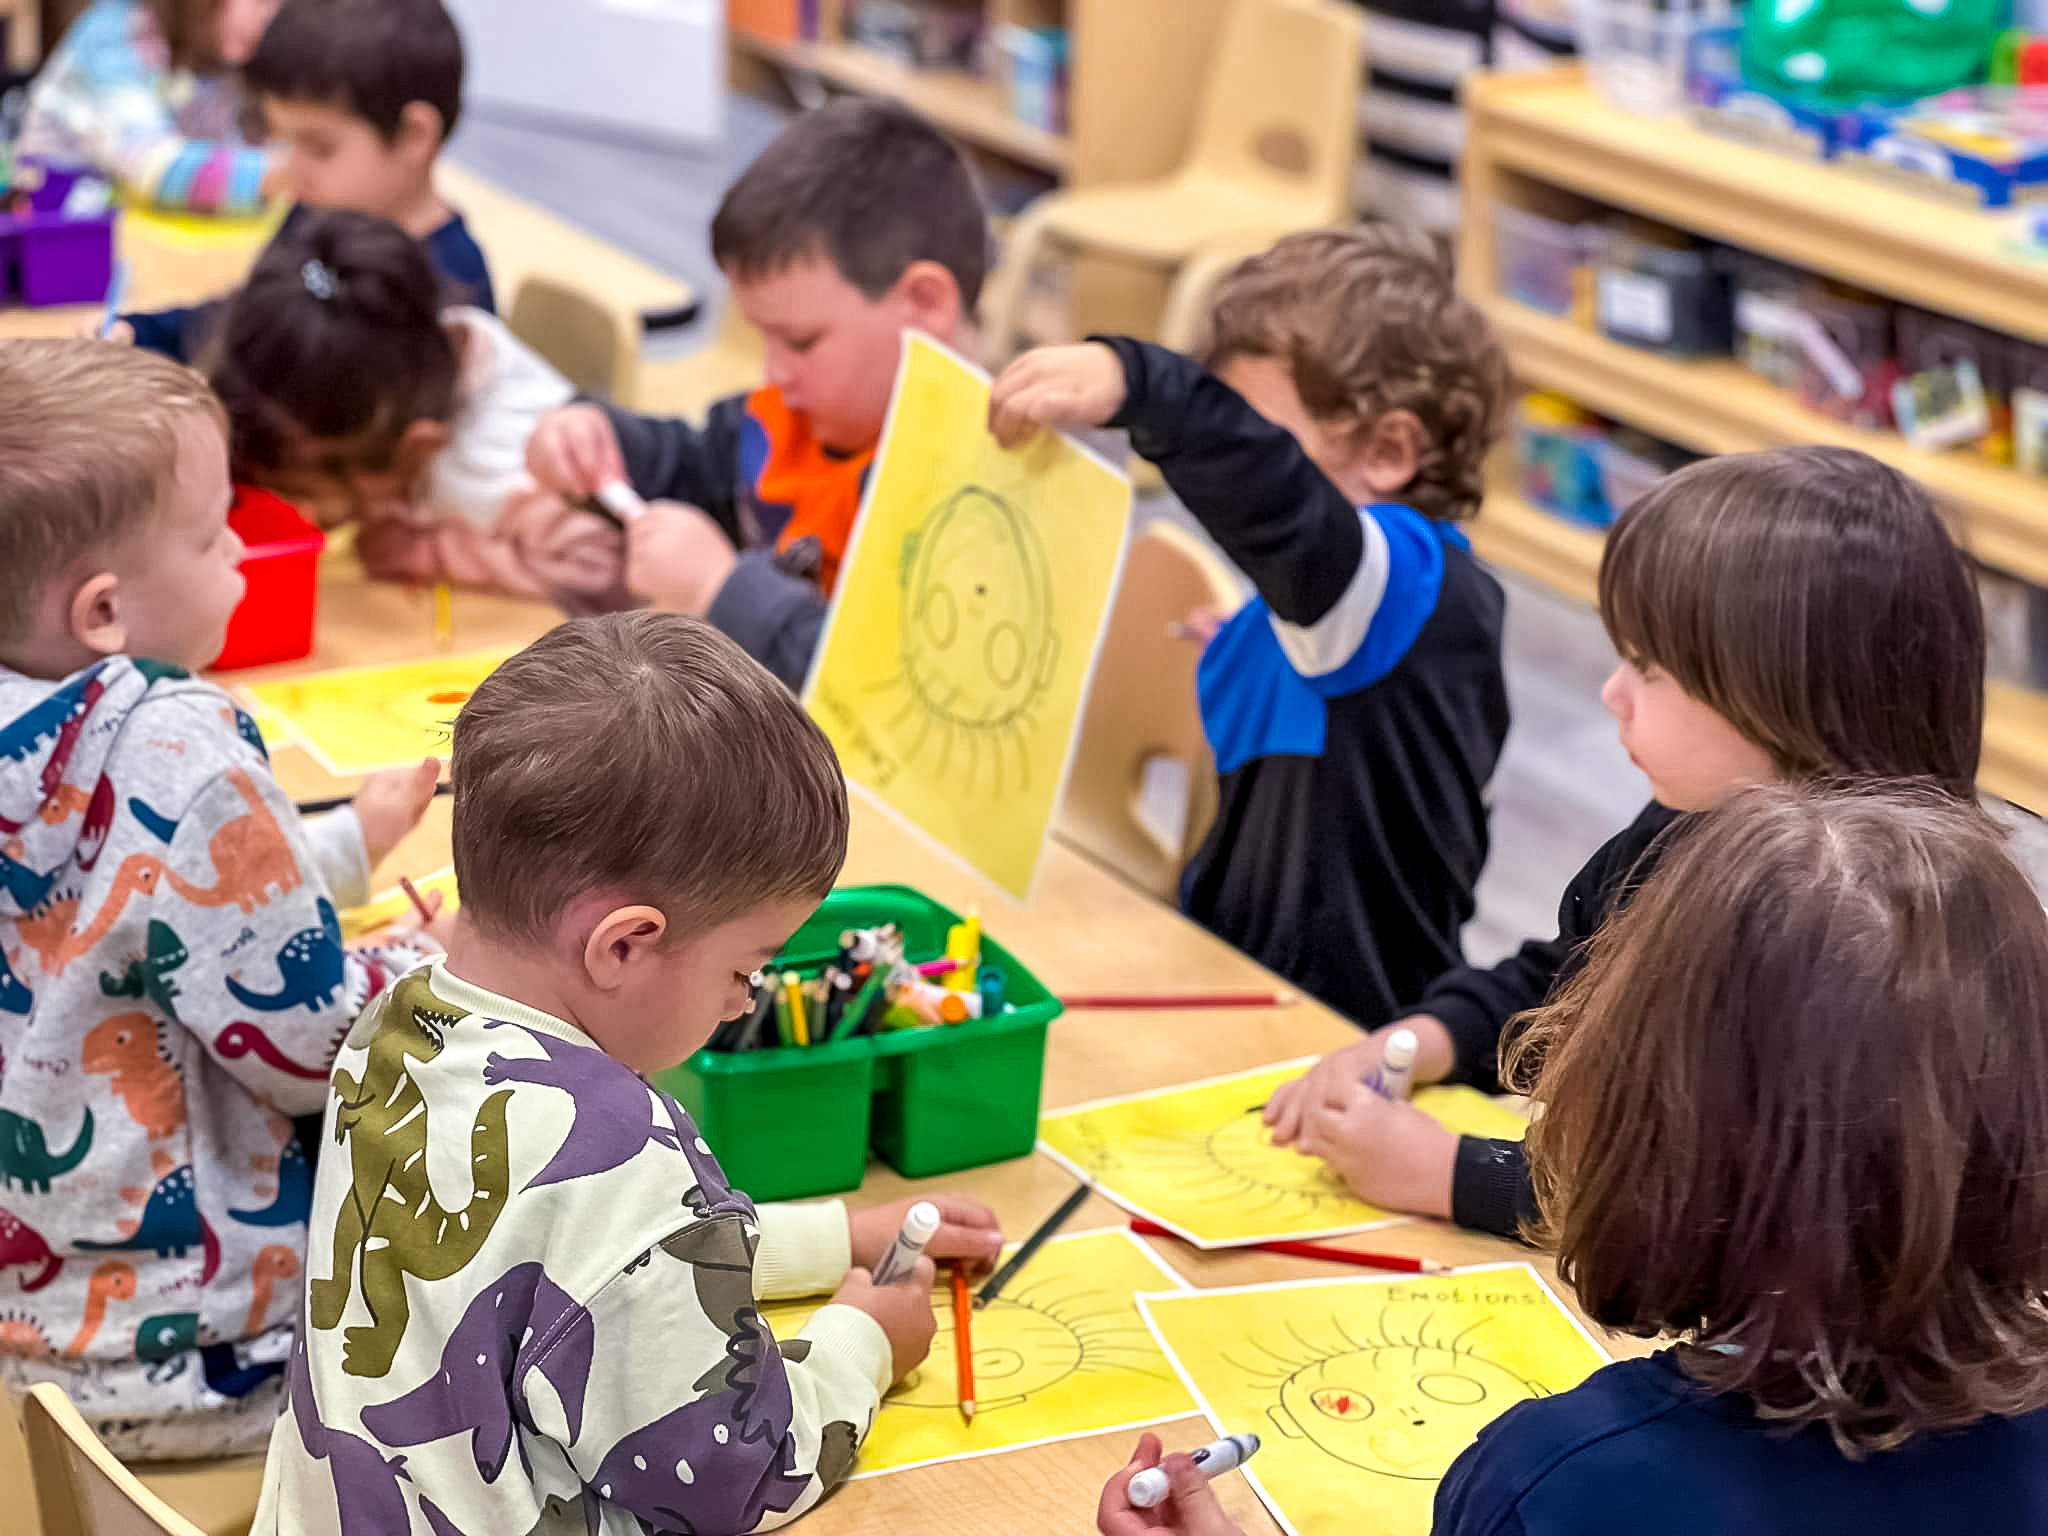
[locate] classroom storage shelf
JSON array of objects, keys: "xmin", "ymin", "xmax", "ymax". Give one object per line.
[{"xmin": 1459, "ymin": 66, "xmax": 2048, "ymax": 814}]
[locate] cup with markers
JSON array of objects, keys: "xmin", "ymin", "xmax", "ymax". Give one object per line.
[{"xmin": 650, "ymin": 885, "xmax": 1061, "ymax": 1203}]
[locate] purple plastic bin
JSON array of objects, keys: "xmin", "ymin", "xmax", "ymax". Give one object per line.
[{"xmin": 15, "ymin": 211, "xmax": 115, "ymax": 306}]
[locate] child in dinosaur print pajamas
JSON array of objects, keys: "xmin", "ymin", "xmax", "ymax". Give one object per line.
[
  {"xmin": 257, "ymin": 613, "xmax": 1004, "ymax": 1536},
  {"xmin": 0, "ymin": 341, "xmax": 446, "ymax": 1458}
]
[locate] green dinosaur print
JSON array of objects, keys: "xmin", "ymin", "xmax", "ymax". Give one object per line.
[
  {"xmin": 98, "ymin": 920, "xmax": 191, "ymax": 1021},
  {"xmin": 0, "ymin": 1109, "xmax": 92, "ymax": 1193},
  {"xmin": 309, "ymin": 971, "xmax": 512, "ymax": 1379}
]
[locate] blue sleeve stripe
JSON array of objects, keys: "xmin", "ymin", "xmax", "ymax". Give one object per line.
[{"xmin": 1296, "ymin": 501, "xmax": 1447, "ymax": 699}]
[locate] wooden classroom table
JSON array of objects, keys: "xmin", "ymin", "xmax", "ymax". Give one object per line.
[
  {"xmin": 223, "ymin": 558, "xmax": 1640, "ymax": 1536},
  {"xmin": 0, "ymin": 162, "xmax": 693, "ymax": 344}
]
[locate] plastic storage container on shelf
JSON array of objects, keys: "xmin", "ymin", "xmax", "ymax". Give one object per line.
[
  {"xmin": 1593, "ymin": 225, "xmax": 1733, "ymax": 357},
  {"xmin": 211, "ymin": 485, "xmax": 326, "ymax": 672},
  {"xmin": 652, "ymin": 884, "xmax": 1060, "ymax": 1202},
  {"xmin": 1569, "ymin": 0, "xmax": 1731, "ymax": 116},
  {"xmin": 1493, "ymin": 202, "xmax": 1588, "ymax": 318}
]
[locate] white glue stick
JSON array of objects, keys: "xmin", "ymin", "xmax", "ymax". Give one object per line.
[
  {"xmin": 1128, "ymin": 1433, "xmax": 1261, "ymax": 1509},
  {"xmin": 869, "ymin": 1201, "xmax": 941, "ymax": 1286},
  {"xmin": 596, "ymin": 480, "xmax": 647, "ymax": 523},
  {"xmin": 1369, "ymin": 1027, "xmax": 1419, "ymax": 1103}
]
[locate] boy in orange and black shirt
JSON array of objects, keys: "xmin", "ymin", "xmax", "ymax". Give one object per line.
[{"xmin": 524, "ymin": 98, "xmax": 986, "ymax": 689}]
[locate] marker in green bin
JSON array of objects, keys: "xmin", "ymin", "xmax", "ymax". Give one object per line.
[{"xmin": 829, "ymin": 965, "xmax": 890, "ymax": 1041}]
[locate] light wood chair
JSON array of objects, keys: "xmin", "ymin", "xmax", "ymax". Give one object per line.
[
  {"xmin": 1056, "ymin": 522, "xmax": 1246, "ymax": 901},
  {"xmin": 983, "ymin": 0, "xmax": 1363, "ymax": 360},
  {"xmin": 507, "ymin": 275, "xmax": 634, "ymax": 405},
  {"xmin": 19, "ymin": 1384, "xmax": 209, "ymax": 1536}
]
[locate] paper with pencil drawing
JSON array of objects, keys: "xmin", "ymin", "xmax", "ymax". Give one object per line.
[
  {"xmin": 239, "ymin": 649, "xmax": 514, "ymax": 776},
  {"xmin": 1037, "ymin": 1060, "xmax": 1529, "ymax": 1248},
  {"xmin": 802, "ymin": 334, "xmax": 1130, "ymax": 900},
  {"xmin": 1138, "ymin": 1263, "xmax": 1609, "ymax": 1536},
  {"xmin": 759, "ymin": 1227, "xmax": 1196, "ymax": 1476}
]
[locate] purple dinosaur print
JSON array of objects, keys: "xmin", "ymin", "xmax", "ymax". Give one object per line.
[
  {"xmin": 586, "ymin": 1382, "xmax": 814, "ymax": 1533},
  {"xmin": 480, "ymin": 1021, "xmax": 686, "ymax": 1189},
  {"xmin": 361, "ymin": 1262, "xmax": 596, "ymax": 1487},
  {"xmin": 283, "ymin": 1327, "xmax": 417, "ymax": 1530},
  {"xmin": 655, "ymin": 1089, "xmax": 749, "ymax": 1221}
]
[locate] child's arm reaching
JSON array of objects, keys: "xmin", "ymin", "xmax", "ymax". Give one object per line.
[{"xmin": 527, "ymin": 400, "xmax": 745, "ymax": 541}]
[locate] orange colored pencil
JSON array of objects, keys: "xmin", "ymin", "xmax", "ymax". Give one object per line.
[{"xmin": 951, "ymin": 1264, "xmax": 976, "ymax": 1423}]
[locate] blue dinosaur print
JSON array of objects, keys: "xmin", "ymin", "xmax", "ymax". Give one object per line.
[
  {"xmin": 0, "ymin": 947, "xmax": 30, "ymax": 1015},
  {"xmin": 226, "ymin": 899, "xmax": 343, "ymax": 1013},
  {"xmin": 232, "ymin": 707, "xmax": 268, "ymax": 761},
  {"xmin": 229, "ymin": 1136, "xmax": 312, "ymax": 1228},
  {"xmin": 126, "ymin": 796, "xmax": 180, "ymax": 844},
  {"xmin": 0, "ymin": 665, "xmax": 106, "ymax": 766},
  {"xmin": 79, "ymin": 1162, "xmax": 204, "ymax": 1257},
  {"xmin": 360, "ymin": 1262, "xmax": 595, "ymax": 1484},
  {"xmin": 135, "ymin": 1312, "xmax": 199, "ymax": 1364},
  {"xmin": 99, "ymin": 920, "xmax": 191, "ymax": 1021},
  {"xmin": 482, "ymin": 1021, "xmax": 685, "ymax": 1188},
  {"xmin": 0, "ymin": 1108, "xmax": 92, "ymax": 1193},
  {"xmin": 0, "ymin": 851, "xmax": 54, "ymax": 914}
]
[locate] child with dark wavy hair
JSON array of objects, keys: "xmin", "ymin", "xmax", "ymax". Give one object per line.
[
  {"xmin": 207, "ymin": 209, "xmax": 587, "ymax": 600},
  {"xmin": 1100, "ymin": 782, "xmax": 2048, "ymax": 1534}
]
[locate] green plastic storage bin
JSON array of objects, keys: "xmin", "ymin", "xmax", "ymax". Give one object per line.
[{"xmin": 651, "ymin": 884, "xmax": 1060, "ymax": 1201}]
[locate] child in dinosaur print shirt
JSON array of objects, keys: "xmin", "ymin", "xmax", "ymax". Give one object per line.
[
  {"xmin": 257, "ymin": 614, "xmax": 1003, "ymax": 1536},
  {"xmin": 0, "ymin": 340, "xmax": 442, "ymax": 1459}
]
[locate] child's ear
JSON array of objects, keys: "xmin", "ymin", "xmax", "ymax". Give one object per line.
[
  {"xmin": 68, "ymin": 572, "xmax": 127, "ymax": 657},
  {"xmin": 393, "ymin": 418, "xmax": 453, "ymax": 488},
  {"xmin": 393, "ymin": 101, "xmax": 445, "ymax": 168},
  {"xmin": 1355, "ymin": 409, "xmax": 1424, "ymax": 500},
  {"xmin": 582, "ymin": 904, "xmax": 670, "ymax": 989},
  {"xmin": 894, "ymin": 260, "xmax": 963, "ymax": 338}
]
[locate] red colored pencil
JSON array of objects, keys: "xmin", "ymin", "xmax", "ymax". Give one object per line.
[
  {"xmin": 398, "ymin": 875, "xmax": 437, "ymax": 928},
  {"xmin": 1128, "ymin": 1217, "xmax": 1451, "ymax": 1274},
  {"xmin": 1059, "ymin": 990, "xmax": 1297, "ymax": 1010},
  {"xmin": 951, "ymin": 1264, "xmax": 976, "ymax": 1423}
]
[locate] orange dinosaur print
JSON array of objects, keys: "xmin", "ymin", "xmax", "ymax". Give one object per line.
[
  {"xmin": 82, "ymin": 1012, "xmax": 184, "ymax": 1140},
  {"xmin": 15, "ymin": 853, "xmax": 168, "ymax": 976},
  {"xmin": 35, "ymin": 783, "xmax": 94, "ymax": 824},
  {"xmin": 64, "ymin": 1260, "xmax": 136, "ymax": 1355},
  {"xmin": 163, "ymin": 768, "xmax": 301, "ymax": 914},
  {"xmin": 246, "ymin": 1244, "xmax": 299, "ymax": 1335}
]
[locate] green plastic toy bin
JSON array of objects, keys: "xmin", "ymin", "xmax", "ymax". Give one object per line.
[{"xmin": 651, "ymin": 884, "xmax": 1061, "ymax": 1201}]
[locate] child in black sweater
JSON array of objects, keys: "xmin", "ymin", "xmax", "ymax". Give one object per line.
[
  {"xmin": 992, "ymin": 227, "xmax": 1510, "ymax": 1031},
  {"xmin": 1264, "ymin": 446, "xmax": 1987, "ymax": 1236}
]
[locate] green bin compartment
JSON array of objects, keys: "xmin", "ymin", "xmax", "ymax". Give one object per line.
[{"xmin": 652, "ymin": 884, "xmax": 1061, "ymax": 1199}]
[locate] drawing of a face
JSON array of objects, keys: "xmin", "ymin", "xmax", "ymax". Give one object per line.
[
  {"xmin": 1270, "ymin": 1344, "xmax": 1538, "ymax": 1479},
  {"xmin": 879, "ymin": 486, "xmax": 1061, "ymax": 795},
  {"xmin": 1112, "ymin": 1106, "xmax": 1359, "ymax": 1223},
  {"xmin": 891, "ymin": 1276, "xmax": 1169, "ymax": 1413}
]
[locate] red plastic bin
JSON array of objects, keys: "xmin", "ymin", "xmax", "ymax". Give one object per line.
[{"xmin": 211, "ymin": 486, "xmax": 325, "ymax": 672}]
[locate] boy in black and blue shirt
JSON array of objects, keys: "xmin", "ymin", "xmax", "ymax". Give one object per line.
[{"xmin": 991, "ymin": 226, "xmax": 1511, "ymax": 1030}]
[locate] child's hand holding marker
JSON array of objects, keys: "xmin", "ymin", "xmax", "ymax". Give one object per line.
[
  {"xmin": 988, "ymin": 342, "xmax": 1130, "ymax": 450},
  {"xmin": 526, "ymin": 402, "xmax": 631, "ymax": 500},
  {"xmin": 850, "ymin": 1194, "xmax": 1004, "ymax": 1277},
  {"xmin": 1098, "ymin": 1432, "xmax": 1254, "ymax": 1536},
  {"xmin": 830, "ymin": 1260, "xmax": 938, "ymax": 1384},
  {"xmin": 1294, "ymin": 1075, "xmax": 1457, "ymax": 1220},
  {"xmin": 1265, "ymin": 1014, "xmax": 1457, "ymax": 1146}
]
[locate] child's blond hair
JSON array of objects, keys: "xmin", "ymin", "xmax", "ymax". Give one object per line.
[
  {"xmin": 1203, "ymin": 225, "xmax": 1509, "ymax": 521},
  {"xmin": 0, "ymin": 339, "xmax": 225, "ymax": 645}
]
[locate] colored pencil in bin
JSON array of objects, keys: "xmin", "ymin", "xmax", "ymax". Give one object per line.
[{"xmin": 783, "ymin": 971, "xmax": 808, "ymax": 1046}]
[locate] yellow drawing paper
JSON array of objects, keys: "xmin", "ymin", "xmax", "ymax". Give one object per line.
[
  {"xmin": 240, "ymin": 649, "xmax": 514, "ymax": 776},
  {"xmin": 1138, "ymin": 1263, "xmax": 1609, "ymax": 1536},
  {"xmin": 1037, "ymin": 1060, "xmax": 1529, "ymax": 1247},
  {"xmin": 338, "ymin": 865, "xmax": 460, "ymax": 943},
  {"xmin": 759, "ymin": 1227, "xmax": 1197, "ymax": 1476},
  {"xmin": 803, "ymin": 334, "xmax": 1130, "ymax": 899}
]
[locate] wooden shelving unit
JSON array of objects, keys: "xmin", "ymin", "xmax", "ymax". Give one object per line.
[
  {"xmin": 1459, "ymin": 66, "xmax": 2048, "ymax": 811},
  {"xmin": 728, "ymin": 27, "xmax": 1072, "ymax": 175}
]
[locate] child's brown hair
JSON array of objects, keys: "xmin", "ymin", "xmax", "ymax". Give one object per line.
[
  {"xmin": 245, "ymin": 0, "xmax": 465, "ymax": 143},
  {"xmin": 1202, "ymin": 224, "xmax": 1509, "ymax": 521},
  {"xmin": 145, "ymin": 0, "xmax": 233, "ymax": 72},
  {"xmin": 1512, "ymin": 781, "xmax": 2048, "ymax": 1455},
  {"xmin": 208, "ymin": 210, "xmax": 459, "ymax": 512},
  {"xmin": 0, "ymin": 339, "xmax": 224, "ymax": 646},
  {"xmin": 450, "ymin": 612, "xmax": 849, "ymax": 946},
  {"xmin": 1600, "ymin": 446, "xmax": 1984, "ymax": 798},
  {"xmin": 711, "ymin": 97, "xmax": 987, "ymax": 312}
]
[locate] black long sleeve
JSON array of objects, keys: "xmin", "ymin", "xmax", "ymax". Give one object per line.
[{"xmin": 1096, "ymin": 336, "xmax": 1364, "ymax": 627}]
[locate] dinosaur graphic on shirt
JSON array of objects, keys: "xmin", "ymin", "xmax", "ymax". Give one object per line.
[
  {"xmin": 0, "ymin": 1108, "xmax": 92, "ymax": 1193},
  {"xmin": 134, "ymin": 1311, "xmax": 199, "ymax": 1364},
  {"xmin": 98, "ymin": 919, "xmax": 191, "ymax": 1021},
  {"xmin": 82, "ymin": 1011, "xmax": 185, "ymax": 1140},
  {"xmin": 0, "ymin": 946, "xmax": 29, "ymax": 1015},
  {"xmin": 226, "ymin": 898, "xmax": 343, "ymax": 1012},
  {"xmin": 129, "ymin": 767, "xmax": 302, "ymax": 913},
  {"xmin": 15, "ymin": 853, "xmax": 171, "ymax": 976},
  {"xmin": 0, "ymin": 669, "xmax": 108, "ymax": 834},
  {"xmin": 78, "ymin": 1160, "xmax": 209, "ymax": 1261},
  {"xmin": 0, "ymin": 1206, "xmax": 62, "ymax": 1291},
  {"xmin": 229, "ymin": 1136, "xmax": 312, "ymax": 1228},
  {"xmin": 213, "ymin": 1021, "xmax": 328, "ymax": 1079},
  {"xmin": 311, "ymin": 971, "xmax": 513, "ymax": 1379},
  {"xmin": 481, "ymin": 1019, "xmax": 685, "ymax": 1188}
]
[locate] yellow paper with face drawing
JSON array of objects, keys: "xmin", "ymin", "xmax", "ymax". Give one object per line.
[
  {"xmin": 803, "ymin": 335, "xmax": 1130, "ymax": 899},
  {"xmin": 1038, "ymin": 1060, "xmax": 1530, "ymax": 1247},
  {"xmin": 240, "ymin": 649, "xmax": 515, "ymax": 776},
  {"xmin": 1139, "ymin": 1264, "xmax": 1608, "ymax": 1536},
  {"xmin": 760, "ymin": 1228, "xmax": 1195, "ymax": 1475}
]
